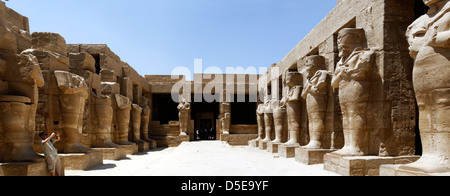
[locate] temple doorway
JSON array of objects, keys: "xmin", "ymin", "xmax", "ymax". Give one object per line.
[{"xmin": 191, "ymin": 100, "xmax": 219, "ymax": 141}]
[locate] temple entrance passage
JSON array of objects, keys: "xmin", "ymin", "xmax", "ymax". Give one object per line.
[
  {"xmin": 196, "ymin": 117, "xmax": 215, "ymax": 140},
  {"xmin": 191, "ymin": 100, "xmax": 219, "ymax": 141}
]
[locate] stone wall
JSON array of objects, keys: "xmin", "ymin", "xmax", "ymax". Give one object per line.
[{"xmin": 258, "ymin": 0, "xmax": 417, "ymax": 156}]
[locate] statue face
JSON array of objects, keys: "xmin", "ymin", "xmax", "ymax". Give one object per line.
[
  {"xmin": 423, "ymin": 0, "xmax": 440, "ymax": 7},
  {"xmin": 304, "ymin": 59, "xmax": 318, "ymax": 78},
  {"xmin": 338, "ymin": 35, "xmax": 356, "ymax": 58}
]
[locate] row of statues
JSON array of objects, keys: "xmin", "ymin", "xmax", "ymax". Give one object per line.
[
  {"xmin": 255, "ymin": 27, "xmax": 373, "ymax": 154},
  {"xmin": 0, "ymin": 24, "xmax": 154, "ymax": 163},
  {"xmin": 254, "ymin": 0, "xmax": 450, "ymax": 174}
]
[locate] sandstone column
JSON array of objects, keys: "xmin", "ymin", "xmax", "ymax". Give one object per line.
[
  {"xmin": 262, "ymin": 102, "xmax": 274, "ymax": 143},
  {"xmin": 130, "ymin": 104, "xmax": 144, "ymax": 144},
  {"xmin": 331, "ymin": 28, "xmax": 374, "ymax": 156},
  {"xmin": 301, "ymin": 55, "xmax": 331, "ymax": 149},
  {"xmin": 220, "ymin": 102, "xmax": 231, "ymax": 135},
  {"xmin": 401, "ymin": 0, "xmax": 450, "ymax": 174},
  {"xmin": 282, "ymin": 71, "xmax": 303, "ymax": 146},
  {"xmin": 271, "ymin": 100, "xmax": 286, "ymax": 144},
  {"xmin": 114, "ymin": 94, "xmax": 133, "ymax": 145},
  {"xmin": 54, "ymin": 70, "xmax": 90, "ymax": 153},
  {"xmin": 0, "ymin": 52, "xmax": 44, "ymax": 162},
  {"xmin": 177, "ymin": 98, "xmax": 191, "ymax": 136},
  {"xmin": 256, "ymin": 103, "xmax": 266, "ymax": 141},
  {"xmin": 140, "ymin": 98, "xmax": 152, "ymax": 142},
  {"xmin": 92, "ymin": 95, "xmax": 118, "ymax": 148},
  {"xmin": 0, "ymin": 22, "xmax": 44, "ymax": 162}
]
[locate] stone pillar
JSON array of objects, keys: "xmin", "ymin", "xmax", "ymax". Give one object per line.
[
  {"xmin": 249, "ymin": 103, "xmax": 265, "ymax": 147},
  {"xmin": 130, "ymin": 104, "xmax": 143, "ymax": 143},
  {"xmin": 92, "ymin": 95, "xmax": 117, "ymax": 148},
  {"xmin": 0, "ymin": 39, "xmax": 44, "ymax": 162},
  {"xmin": 267, "ymin": 100, "xmax": 287, "ymax": 153},
  {"xmin": 259, "ymin": 101, "xmax": 274, "ymax": 150},
  {"xmin": 330, "ymin": 28, "xmax": 374, "ymax": 156},
  {"xmin": 294, "ymin": 55, "xmax": 335, "ymax": 164},
  {"xmin": 140, "ymin": 98, "xmax": 151, "ymax": 142},
  {"xmin": 277, "ymin": 70, "xmax": 302, "ymax": 158},
  {"xmin": 177, "ymin": 98, "xmax": 191, "ymax": 137},
  {"xmin": 301, "ymin": 55, "xmax": 331, "ymax": 149},
  {"xmin": 282, "ymin": 71, "xmax": 303, "ymax": 146},
  {"xmin": 54, "ymin": 71, "xmax": 90, "ymax": 153},
  {"xmin": 114, "ymin": 94, "xmax": 133, "ymax": 145},
  {"xmin": 394, "ymin": 0, "xmax": 450, "ymax": 175},
  {"xmin": 271, "ymin": 100, "xmax": 287, "ymax": 144},
  {"xmin": 220, "ymin": 102, "xmax": 231, "ymax": 135},
  {"xmin": 256, "ymin": 104, "xmax": 265, "ymax": 141}
]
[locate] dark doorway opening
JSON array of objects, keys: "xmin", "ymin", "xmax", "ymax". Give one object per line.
[
  {"xmin": 415, "ymin": 0, "xmax": 428, "ymax": 19},
  {"xmin": 231, "ymin": 94, "xmax": 257, "ymax": 125},
  {"xmin": 191, "ymin": 96, "xmax": 219, "ymax": 141},
  {"xmin": 152, "ymin": 94, "xmax": 179, "ymax": 124}
]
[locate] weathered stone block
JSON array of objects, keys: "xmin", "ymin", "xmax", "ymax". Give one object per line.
[
  {"xmin": 323, "ymin": 152, "xmax": 420, "ymax": 176},
  {"xmin": 258, "ymin": 140, "xmax": 268, "ymax": 150},
  {"xmin": 267, "ymin": 142, "xmax": 281, "ymax": 154},
  {"xmin": 31, "ymin": 32, "xmax": 67, "ymax": 55},
  {"xmin": 278, "ymin": 144, "xmax": 299, "ymax": 158},
  {"xmin": 58, "ymin": 150, "xmax": 103, "ymax": 170},
  {"xmin": 69, "ymin": 52, "xmax": 96, "ymax": 73},
  {"xmin": 249, "ymin": 140, "xmax": 259, "ymax": 148},
  {"xmin": 94, "ymin": 147, "xmax": 127, "ymax": 161},
  {"xmin": 0, "ymin": 158, "xmax": 65, "ymax": 176},
  {"xmin": 295, "ymin": 148, "xmax": 334, "ymax": 165}
]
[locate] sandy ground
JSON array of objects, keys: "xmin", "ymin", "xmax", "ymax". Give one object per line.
[{"xmin": 65, "ymin": 141, "xmax": 340, "ymax": 176}]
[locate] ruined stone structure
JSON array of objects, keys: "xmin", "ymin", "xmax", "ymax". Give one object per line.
[
  {"xmin": 147, "ymin": 74, "xmax": 259, "ymax": 147},
  {"xmin": 1, "ymin": 0, "xmax": 449, "ymax": 176}
]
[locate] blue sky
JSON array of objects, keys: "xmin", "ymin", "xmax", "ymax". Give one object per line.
[{"xmin": 5, "ymin": 0, "xmax": 336, "ymax": 77}]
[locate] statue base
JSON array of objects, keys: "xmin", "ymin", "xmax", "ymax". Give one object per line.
[
  {"xmin": 119, "ymin": 143, "xmax": 139, "ymax": 155},
  {"xmin": 94, "ymin": 147, "xmax": 127, "ymax": 160},
  {"xmin": 148, "ymin": 140, "xmax": 158, "ymax": 149},
  {"xmin": 267, "ymin": 142, "xmax": 282, "ymax": 153},
  {"xmin": 295, "ymin": 148, "xmax": 335, "ymax": 165},
  {"xmin": 278, "ymin": 144, "xmax": 300, "ymax": 158},
  {"xmin": 380, "ymin": 164, "xmax": 450, "ymax": 176},
  {"xmin": 59, "ymin": 150, "xmax": 103, "ymax": 170},
  {"xmin": 249, "ymin": 139, "xmax": 259, "ymax": 148},
  {"xmin": 0, "ymin": 158, "xmax": 65, "ymax": 176},
  {"xmin": 323, "ymin": 152, "xmax": 420, "ymax": 176},
  {"xmin": 258, "ymin": 140, "xmax": 269, "ymax": 150},
  {"xmin": 137, "ymin": 141, "xmax": 150, "ymax": 152},
  {"xmin": 179, "ymin": 135, "xmax": 190, "ymax": 143}
]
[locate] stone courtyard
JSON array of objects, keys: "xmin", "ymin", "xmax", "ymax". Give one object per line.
[
  {"xmin": 1, "ymin": 0, "xmax": 450, "ymax": 177},
  {"xmin": 65, "ymin": 141, "xmax": 338, "ymax": 176}
]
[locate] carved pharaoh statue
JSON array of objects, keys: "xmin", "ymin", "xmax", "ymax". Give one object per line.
[
  {"xmin": 301, "ymin": 55, "xmax": 331, "ymax": 149},
  {"xmin": 140, "ymin": 97, "xmax": 152, "ymax": 143},
  {"xmin": 93, "ymin": 95, "xmax": 118, "ymax": 148},
  {"xmin": 255, "ymin": 103, "xmax": 266, "ymax": 142},
  {"xmin": 220, "ymin": 102, "xmax": 231, "ymax": 135},
  {"xmin": 403, "ymin": 0, "xmax": 450, "ymax": 173},
  {"xmin": 178, "ymin": 98, "xmax": 191, "ymax": 136},
  {"xmin": 280, "ymin": 70, "xmax": 303, "ymax": 146},
  {"xmin": 262, "ymin": 101, "xmax": 274, "ymax": 143},
  {"xmin": 331, "ymin": 28, "xmax": 374, "ymax": 156},
  {"xmin": 0, "ymin": 22, "xmax": 45, "ymax": 161},
  {"xmin": 54, "ymin": 71, "xmax": 90, "ymax": 153},
  {"xmin": 131, "ymin": 104, "xmax": 144, "ymax": 144},
  {"xmin": 271, "ymin": 100, "xmax": 287, "ymax": 144},
  {"xmin": 114, "ymin": 94, "xmax": 133, "ymax": 145}
]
